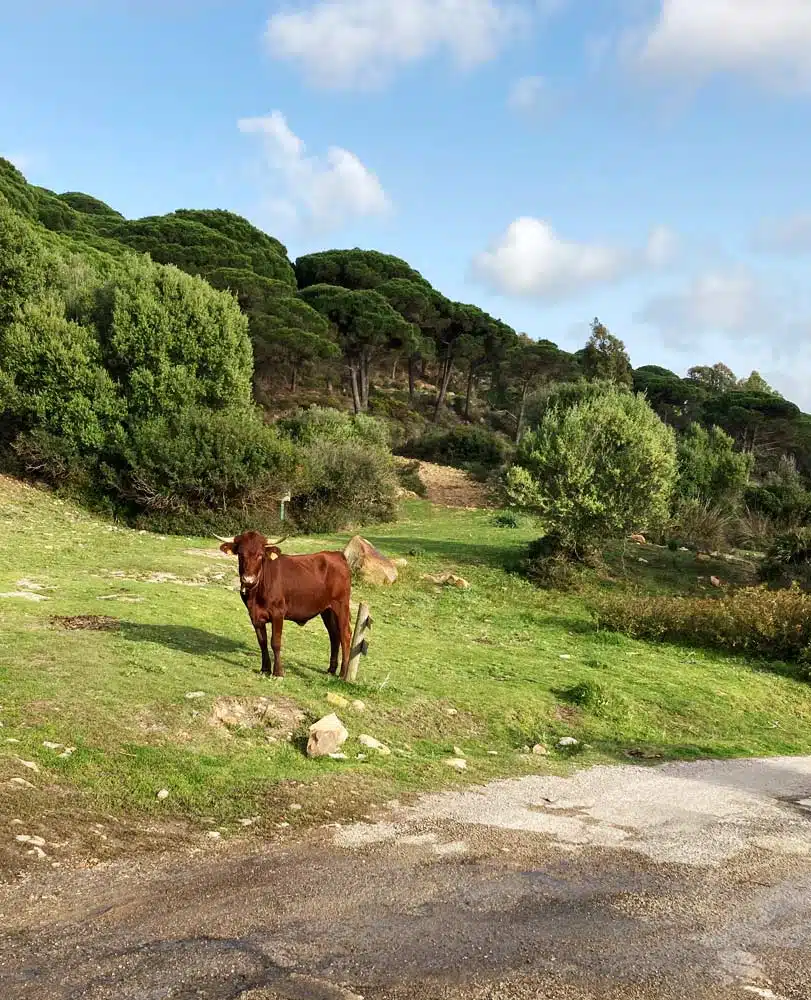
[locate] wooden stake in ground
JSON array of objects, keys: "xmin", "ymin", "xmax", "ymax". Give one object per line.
[{"xmin": 346, "ymin": 602, "xmax": 372, "ymax": 682}]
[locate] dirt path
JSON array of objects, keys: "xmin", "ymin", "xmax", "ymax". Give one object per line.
[
  {"xmin": 3, "ymin": 756, "xmax": 811, "ymax": 999},
  {"xmin": 414, "ymin": 461, "xmax": 494, "ymax": 509}
]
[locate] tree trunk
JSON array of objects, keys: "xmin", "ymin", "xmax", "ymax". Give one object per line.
[
  {"xmin": 432, "ymin": 355, "xmax": 453, "ymax": 423},
  {"xmin": 349, "ymin": 365, "xmax": 362, "ymax": 414},
  {"xmin": 464, "ymin": 367, "xmax": 475, "ymax": 422},
  {"xmin": 408, "ymin": 356, "xmax": 416, "ymax": 402},
  {"xmin": 290, "ymin": 367, "xmax": 297, "ymax": 393},
  {"xmin": 359, "ymin": 352, "xmax": 370, "ymax": 411},
  {"xmin": 421, "ymin": 358, "xmax": 428, "ymax": 380},
  {"xmin": 391, "ymin": 358, "xmax": 399, "ymax": 381},
  {"xmin": 515, "ymin": 384, "xmax": 528, "ymax": 444}
]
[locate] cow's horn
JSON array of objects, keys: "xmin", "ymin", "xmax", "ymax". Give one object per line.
[
  {"xmin": 267, "ymin": 535, "xmax": 288, "ymax": 547},
  {"xmin": 214, "ymin": 535, "xmax": 235, "ymax": 544}
]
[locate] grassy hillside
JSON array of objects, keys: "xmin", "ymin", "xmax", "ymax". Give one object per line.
[{"xmin": 3, "ymin": 474, "xmax": 811, "ymax": 876}]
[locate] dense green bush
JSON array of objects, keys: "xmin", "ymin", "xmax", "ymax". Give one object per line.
[
  {"xmin": 401, "ymin": 425, "xmax": 512, "ymax": 473},
  {"xmin": 505, "ymin": 387, "xmax": 677, "ymax": 558},
  {"xmin": 745, "ymin": 483, "xmax": 811, "ymax": 526},
  {"xmin": 277, "ymin": 407, "xmax": 398, "ymax": 532},
  {"xmin": 592, "ymin": 585, "xmax": 811, "ymax": 670},
  {"xmin": 758, "ymin": 527, "xmax": 811, "ymax": 590},
  {"xmin": 677, "ymin": 423, "xmax": 753, "ymax": 507}
]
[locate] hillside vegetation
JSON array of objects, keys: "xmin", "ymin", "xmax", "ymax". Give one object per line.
[{"xmin": 4, "ymin": 155, "xmax": 811, "ymax": 562}]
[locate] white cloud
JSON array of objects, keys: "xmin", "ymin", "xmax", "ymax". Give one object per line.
[
  {"xmin": 507, "ymin": 75, "xmax": 550, "ymax": 114},
  {"xmin": 630, "ymin": 0, "xmax": 811, "ymax": 92},
  {"xmin": 265, "ymin": 0, "xmax": 548, "ymax": 89},
  {"xmin": 238, "ymin": 111, "xmax": 390, "ymax": 234},
  {"xmin": 471, "ymin": 217, "xmax": 677, "ymax": 299},
  {"xmin": 636, "ymin": 268, "xmax": 775, "ymax": 348},
  {"xmin": 752, "ymin": 213, "xmax": 811, "ymax": 255}
]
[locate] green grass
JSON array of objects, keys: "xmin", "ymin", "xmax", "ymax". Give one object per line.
[{"xmin": 3, "ymin": 474, "xmax": 811, "ymax": 866}]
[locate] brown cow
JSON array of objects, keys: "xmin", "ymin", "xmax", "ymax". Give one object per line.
[{"xmin": 217, "ymin": 531, "xmax": 352, "ymax": 680}]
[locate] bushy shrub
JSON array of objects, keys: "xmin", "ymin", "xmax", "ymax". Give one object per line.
[
  {"xmin": 592, "ymin": 585, "xmax": 811, "ymax": 669},
  {"xmin": 744, "ymin": 484, "xmax": 811, "ymax": 527},
  {"xmin": 277, "ymin": 405, "xmax": 390, "ymax": 450},
  {"xmin": 291, "ymin": 438, "xmax": 398, "ymax": 533},
  {"xmin": 667, "ymin": 497, "xmax": 733, "ymax": 553},
  {"xmin": 396, "ymin": 459, "xmax": 427, "ymax": 497},
  {"xmin": 505, "ymin": 387, "xmax": 677, "ymax": 558},
  {"xmin": 730, "ymin": 508, "xmax": 774, "ymax": 552},
  {"xmin": 275, "ymin": 406, "xmax": 398, "ymax": 532},
  {"xmin": 677, "ymin": 423, "xmax": 753, "ymax": 508},
  {"xmin": 115, "ymin": 406, "xmax": 295, "ymax": 514},
  {"xmin": 758, "ymin": 527, "xmax": 811, "ymax": 590},
  {"xmin": 401, "ymin": 425, "xmax": 512, "ymax": 472}
]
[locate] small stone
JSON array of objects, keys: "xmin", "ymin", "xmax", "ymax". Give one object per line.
[
  {"xmin": 443, "ymin": 707, "xmax": 458, "ymax": 717},
  {"xmin": 238, "ymin": 817, "xmax": 259, "ymax": 826},
  {"xmin": 532, "ymin": 744, "xmax": 550, "ymax": 756},
  {"xmin": 329, "ymin": 752, "xmax": 348, "ymax": 760},
  {"xmin": 326, "ymin": 692, "xmax": 350, "ymax": 709},
  {"xmin": 356, "ymin": 753, "xmax": 368, "ymax": 760},
  {"xmin": 27, "ymin": 845, "xmax": 48, "ymax": 859},
  {"xmin": 6, "ymin": 738, "xmax": 20, "ymax": 743},
  {"xmin": 15, "ymin": 834, "xmax": 46, "ymax": 847},
  {"xmin": 637, "ymin": 557, "xmax": 649, "ymax": 564},
  {"xmin": 710, "ymin": 575, "xmax": 722, "ymax": 587},
  {"xmin": 185, "ymin": 691, "xmax": 206, "ymax": 700},
  {"xmin": 276, "ymin": 821, "xmax": 290, "ymax": 829},
  {"xmin": 156, "ymin": 788, "xmax": 170, "ymax": 801},
  {"xmin": 207, "ymin": 831, "xmax": 221, "ymax": 839},
  {"xmin": 306, "ymin": 714, "xmax": 349, "ymax": 758},
  {"xmin": 16, "ymin": 759, "xmax": 40, "ymax": 773},
  {"xmin": 289, "ymin": 803, "xmax": 303, "ymax": 811},
  {"xmin": 559, "ymin": 655, "xmax": 572, "ymax": 660},
  {"xmin": 557, "ymin": 737, "xmax": 579, "ymax": 748},
  {"xmin": 446, "ymin": 758, "xmax": 467, "ymax": 771},
  {"xmin": 58, "ymin": 747, "xmax": 76, "ymax": 759},
  {"xmin": 42, "ymin": 742, "xmax": 64, "ymax": 750},
  {"xmin": 487, "ymin": 750, "xmax": 499, "ymax": 756},
  {"xmin": 9, "ymin": 777, "xmax": 34, "ymax": 789},
  {"xmin": 453, "ymin": 746, "xmax": 466, "ymax": 758},
  {"xmin": 629, "ymin": 534, "xmax": 646, "ymax": 544},
  {"xmin": 351, "ymin": 700, "xmax": 366, "ymax": 713}
]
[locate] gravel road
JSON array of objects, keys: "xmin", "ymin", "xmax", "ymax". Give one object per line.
[{"xmin": 2, "ymin": 756, "xmax": 811, "ymax": 1000}]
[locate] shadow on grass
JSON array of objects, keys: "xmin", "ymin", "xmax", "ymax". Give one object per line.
[
  {"xmin": 116, "ymin": 621, "xmax": 251, "ymax": 665},
  {"xmin": 369, "ymin": 535, "xmax": 525, "ymax": 571}
]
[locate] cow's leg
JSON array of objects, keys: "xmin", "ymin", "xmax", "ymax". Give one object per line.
[
  {"xmin": 270, "ymin": 615, "xmax": 285, "ymax": 678},
  {"xmin": 321, "ymin": 609, "xmax": 340, "ymax": 675},
  {"xmin": 255, "ymin": 623, "xmax": 272, "ymax": 675},
  {"xmin": 335, "ymin": 600, "xmax": 352, "ymax": 681}
]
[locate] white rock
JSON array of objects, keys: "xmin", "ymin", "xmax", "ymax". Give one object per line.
[
  {"xmin": 443, "ymin": 707, "xmax": 459, "ymax": 717},
  {"xmin": 9, "ymin": 777, "xmax": 34, "ymax": 789},
  {"xmin": 557, "ymin": 737, "xmax": 579, "ymax": 747},
  {"xmin": 156, "ymin": 788, "xmax": 170, "ymax": 801},
  {"xmin": 532, "ymin": 744, "xmax": 550, "ymax": 756},
  {"xmin": 185, "ymin": 691, "xmax": 206, "ymax": 700},
  {"xmin": 446, "ymin": 758, "xmax": 467, "ymax": 771},
  {"xmin": 358, "ymin": 734, "xmax": 391, "ymax": 755},
  {"xmin": 329, "ymin": 752, "xmax": 348, "ymax": 760},
  {"xmin": 289, "ymin": 803, "xmax": 302, "ymax": 811},
  {"xmin": 453, "ymin": 746, "xmax": 466, "ymax": 758},
  {"xmin": 351, "ymin": 700, "xmax": 366, "ymax": 713},
  {"xmin": 42, "ymin": 742, "xmax": 64, "ymax": 750},
  {"xmin": 559, "ymin": 654, "xmax": 572, "ymax": 660},
  {"xmin": 16, "ymin": 759, "xmax": 40, "ymax": 773},
  {"xmin": 15, "ymin": 834, "xmax": 46, "ymax": 847},
  {"xmin": 207, "ymin": 831, "xmax": 221, "ymax": 840}
]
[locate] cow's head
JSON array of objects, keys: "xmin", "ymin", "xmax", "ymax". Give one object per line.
[{"xmin": 216, "ymin": 531, "xmax": 288, "ymax": 588}]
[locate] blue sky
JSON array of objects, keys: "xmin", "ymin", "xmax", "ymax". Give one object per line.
[{"xmin": 3, "ymin": 1, "xmax": 811, "ymax": 404}]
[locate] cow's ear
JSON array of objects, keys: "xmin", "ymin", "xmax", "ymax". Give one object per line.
[
  {"xmin": 265, "ymin": 545, "xmax": 281, "ymax": 561},
  {"xmin": 219, "ymin": 542, "xmax": 237, "ymax": 556}
]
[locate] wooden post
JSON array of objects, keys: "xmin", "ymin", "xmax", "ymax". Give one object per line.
[{"xmin": 346, "ymin": 602, "xmax": 372, "ymax": 683}]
